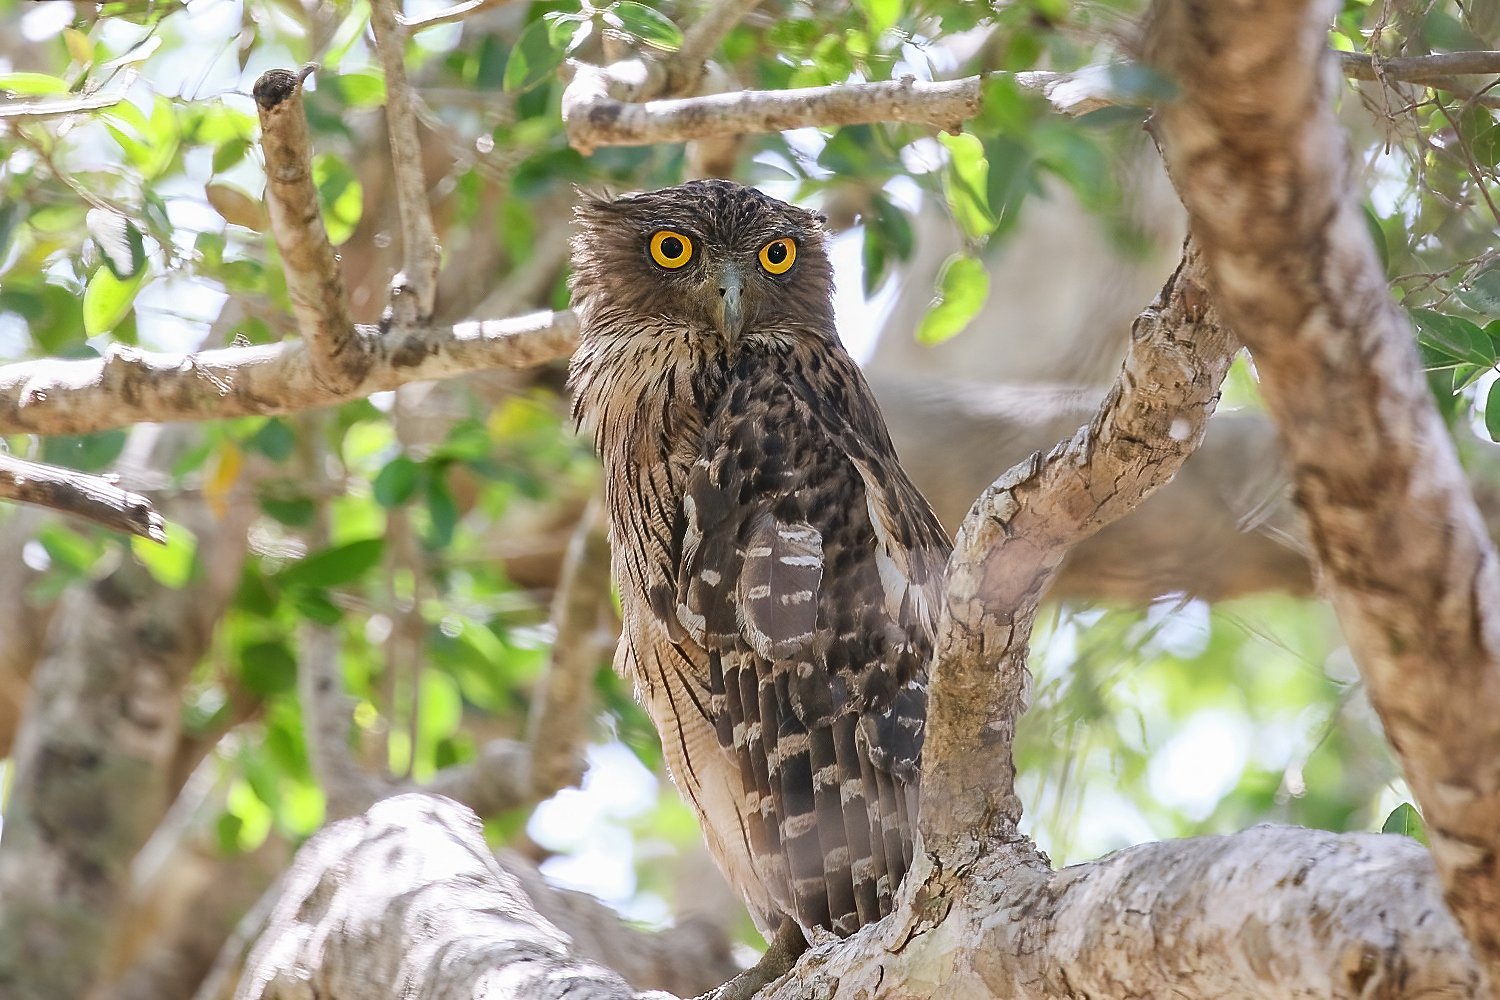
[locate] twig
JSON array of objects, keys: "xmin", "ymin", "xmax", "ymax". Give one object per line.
[
  {"xmin": 253, "ymin": 67, "xmax": 364, "ymax": 393},
  {"xmin": 0, "ymin": 309, "xmax": 578, "ymax": 437},
  {"xmin": 1338, "ymin": 49, "xmax": 1500, "ymax": 82},
  {"xmin": 0, "ymin": 87, "xmax": 127, "ymax": 121},
  {"xmin": 0, "ymin": 452, "xmax": 165, "ymax": 542},
  {"xmin": 400, "ymin": 0, "xmax": 517, "ymax": 32},
  {"xmin": 369, "ymin": 0, "xmax": 442, "ymax": 322},
  {"xmin": 920, "ymin": 239, "xmax": 1237, "ymax": 855},
  {"xmin": 525, "ymin": 493, "xmax": 612, "ymax": 798},
  {"xmin": 422, "ymin": 739, "xmax": 533, "ymax": 816},
  {"xmin": 667, "ymin": 0, "xmax": 763, "ymax": 94}
]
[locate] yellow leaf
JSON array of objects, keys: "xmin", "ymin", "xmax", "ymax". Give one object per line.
[
  {"xmin": 206, "ymin": 444, "xmax": 243, "ymax": 517},
  {"xmin": 205, "ymin": 182, "xmax": 267, "ymax": 232},
  {"xmin": 64, "ymin": 28, "xmax": 93, "ymax": 66}
]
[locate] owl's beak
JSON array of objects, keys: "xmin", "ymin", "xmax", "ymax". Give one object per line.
[{"xmin": 714, "ymin": 263, "xmax": 745, "ymax": 341}]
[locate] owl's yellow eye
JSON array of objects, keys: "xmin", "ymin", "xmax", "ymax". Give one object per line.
[
  {"xmin": 758, "ymin": 238, "xmax": 796, "ymax": 275},
  {"xmin": 649, "ymin": 230, "xmax": 694, "ymax": 269}
]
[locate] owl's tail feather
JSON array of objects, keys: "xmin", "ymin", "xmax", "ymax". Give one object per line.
[
  {"xmin": 811, "ymin": 722, "xmax": 858, "ymax": 936},
  {"xmin": 835, "ymin": 713, "xmax": 882, "ymax": 928}
]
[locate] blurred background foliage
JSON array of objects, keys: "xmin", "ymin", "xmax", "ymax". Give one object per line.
[{"xmin": 0, "ymin": 0, "xmax": 1491, "ymax": 960}]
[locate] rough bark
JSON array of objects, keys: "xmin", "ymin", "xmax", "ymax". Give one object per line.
[
  {"xmin": 0, "ymin": 500, "xmax": 253, "ymax": 1000},
  {"xmin": 1148, "ymin": 0, "xmax": 1500, "ymax": 986},
  {"xmin": 0, "ymin": 310, "xmax": 576, "ymax": 436},
  {"xmin": 235, "ymin": 794, "xmax": 736, "ymax": 1000}
]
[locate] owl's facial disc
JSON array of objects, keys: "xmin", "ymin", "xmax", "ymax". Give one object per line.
[{"xmin": 713, "ymin": 261, "xmax": 746, "ymax": 341}]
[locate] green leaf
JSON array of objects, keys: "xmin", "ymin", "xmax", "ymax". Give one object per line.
[
  {"xmin": 239, "ymin": 640, "xmax": 297, "ymax": 695},
  {"xmin": 1411, "ymin": 309, "xmax": 1493, "ymax": 368},
  {"xmin": 260, "ymin": 496, "xmax": 317, "ymax": 526},
  {"xmin": 606, "ymin": 2, "xmax": 683, "ymax": 51},
  {"xmin": 0, "ymin": 72, "xmax": 70, "ymax": 96},
  {"xmin": 419, "ymin": 668, "xmax": 463, "ymax": 743},
  {"xmin": 41, "ymin": 430, "xmax": 128, "ymax": 473},
  {"xmin": 329, "ymin": 69, "xmax": 387, "ymax": 108},
  {"xmin": 247, "ymin": 418, "xmax": 296, "ymax": 462},
  {"xmin": 503, "ymin": 17, "xmax": 566, "ymax": 94},
  {"xmin": 425, "ymin": 472, "xmax": 458, "ymax": 549},
  {"xmin": 1381, "ymin": 802, "xmax": 1428, "ymax": 844},
  {"xmin": 83, "ymin": 266, "xmax": 147, "ymax": 336},
  {"xmin": 917, "ymin": 254, "xmax": 989, "ymax": 345},
  {"xmin": 132, "ymin": 523, "xmax": 198, "ymax": 587},
  {"xmin": 288, "ymin": 586, "xmax": 343, "ymax": 624},
  {"xmin": 373, "ymin": 455, "xmax": 422, "ymax": 507},
  {"xmin": 1474, "ymin": 124, "xmax": 1500, "ymax": 171},
  {"xmin": 1485, "ymin": 380, "xmax": 1500, "ymax": 443},
  {"xmin": 312, "ymin": 154, "xmax": 362, "ymax": 246},
  {"xmin": 856, "ymin": 0, "xmax": 902, "ymax": 34},
  {"xmin": 87, "ymin": 208, "xmax": 147, "ymax": 279},
  {"xmin": 939, "ymin": 132, "xmax": 996, "ymax": 240},
  {"xmin": 277, "ymin": 537, "xmax": 386, "ymax": 589},
  {"xmin": 212, "ymin": 136, "xmax": 252, "ymax": 173},
  {"xmin": 1363, "ymin": 205, "xmax": 1388, "ymax": 274}
]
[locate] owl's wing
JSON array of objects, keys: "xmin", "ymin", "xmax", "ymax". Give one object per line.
[{"xmin": 667, "ymin": 351, "xmax": 949, "ymax": 937}]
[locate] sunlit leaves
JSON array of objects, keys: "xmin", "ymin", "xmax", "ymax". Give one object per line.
[
  {"xmin": 132, "ymin": 522, "xmax": 198, "ymax": 587},
  {"xmin": 917, "ymin": 253, "xmax": 989, "ymax": 345},
  {"xmin": 0, "ymin": 72, "xmax": 70, "ymax": 95},
  {"xmin": 82, "ymin": 265, "xmax": 146, "ymax": 336},
  {"xmin": 606, "ymin": 3, "xmax": 682, "ymax": 51},
  {"xmin": 938, "ymin": 132, "xmax": 995, "ymax": 240},
  {"xmin": 206, "ymin": 182, "xmax": 267, "ymax": 232},
  {"xmin": 1381, "ymin": 802, "xmax": 1429, "ymax": 844},
  {"xmin": 312, "ymin": 154, "xmax": 363, "ymax": 246},
  {"xmin": 276, "ymin": 538, "xmax": 386, "ymax": 589}
]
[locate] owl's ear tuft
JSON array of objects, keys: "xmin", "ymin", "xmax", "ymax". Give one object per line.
[{"xmin": 571, "ymin": 186, "xmax": 627, "ymax": 225}]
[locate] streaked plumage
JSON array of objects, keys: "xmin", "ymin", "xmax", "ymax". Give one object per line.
[{"xmin": 568, "ymin": 179, "xmax": 949, "ymax": 940}]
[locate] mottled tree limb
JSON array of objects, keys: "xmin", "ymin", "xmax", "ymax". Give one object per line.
[
  {"xmin": 0, "ymin": 452, "xmax": 164, "ymax": 541},
  {"xmin": 759, "ymin": 825, "xmax": 1480, "ymax": 998},
  {"xmin": 1147, "ymin": 0, "xmax": 1500, "ymax": 987},
  {"xmin": 920, "ymin": 239, "xmax": 1236, "ymax": 855},
  {"xmin": 235, "ymin": 794, "xmax": 733, "ymax": 1000},
  {"xmin": 0, "ymin": 310, "xmax": 578, "ymax": 436},
  {"xmin": 369, "ymin": 0, "xmax": 442, "ymax": 322},
  {"xmin": 253, "ymin": 67, "xmax": 363, "ymax": 393},
  {"xmin": 0, "ymin": 498, "xmax": 253, "ymax": 1000}
]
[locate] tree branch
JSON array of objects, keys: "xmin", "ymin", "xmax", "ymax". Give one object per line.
[
  {"xmin": 562, "ymin": 64, "xmax": 984, "ymax": 154},
  {"xmin": 253, "ymin": 68, "xmax": 363, "ymax": 393},
  {"xmin": 920, "ymin": 238, "xmax": 1236, "ymax": 854},
  {"xmin": 236, "ymin": 794, "xmax": 731, "ymax": 1000},
  {"xmin": 1147, "ymin": 0, "xmax": 1500, "ymax": 987},
  {"xmin": 0, "ymin": 453, "xmax": 164, "ymax": 541},
  {"xmin": 369, "ymin": 0, "xmax": 442, "ymax": 322},
  {"xmin": 1337, "ymin": 49, "xmax": 1500, "ymax": 82},
  {"xmin": 0, "ymin": 310, "xmax": 577, "ymax": 437}
]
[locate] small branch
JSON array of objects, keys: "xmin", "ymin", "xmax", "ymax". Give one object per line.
[
  {"xmin": 666, "ymin": 0, "xmax": 763, "ymax": 94},
  {"xmin": 400, "ymin": 0, "xmax": 517, "ymax": 32},
  {"xmin": 421, "ymin": 739, "xmax": 533, "ymax": 816},
  {"xmin": 525, "ymin": 493, "xmax": 612, "ymax": 798},
  {"xmin": 1338, "ymin": 49, "xmax": 1500, "ymax": 82},
  {"xmin": 369, "ymin": 0, "xmax": 442, "ymax": 322},
  {"xmin": 920, "ymin": 239, "xmax": 1237, "ymax": 854},
  {"xmin": 563, "ymin": 50, "xmax": 1500, "ymax": 153},
  {"xmin": 252, "ymin": 68, "xmax": 364, "ymax": 394},
  {"xmin": 0, "ymin": 453, "xmax": 165, "ymax": 541},
  {"xmin": 0, "ymin": 309, "xmax": 578, "ymax": 437},
  {"xmin": 0, "ymin": 86, "xmax": 127, "ymax": 121},
  {"xmin": 563, "ymin": 64, "xmax": 984, "ymax": 153}
]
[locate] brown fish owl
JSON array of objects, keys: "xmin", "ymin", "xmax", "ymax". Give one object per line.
[{"xmin": 569, "ymin": 179, "xmax": 950, "ymax": 942}]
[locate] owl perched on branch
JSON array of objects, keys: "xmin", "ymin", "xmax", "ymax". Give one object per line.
[{"xmin": 569, "ymin": 180, "xmax": 950, "ymax": 944}]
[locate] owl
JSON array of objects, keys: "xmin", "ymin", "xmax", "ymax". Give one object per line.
[{"xmin": 568, "ymin": 179, "xmax": 950, "ymax": 944}]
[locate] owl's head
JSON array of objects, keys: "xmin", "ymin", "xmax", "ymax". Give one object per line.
[{"xmin": 569, "ymin": 179, "xmax": 835, "ymax": 350}]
